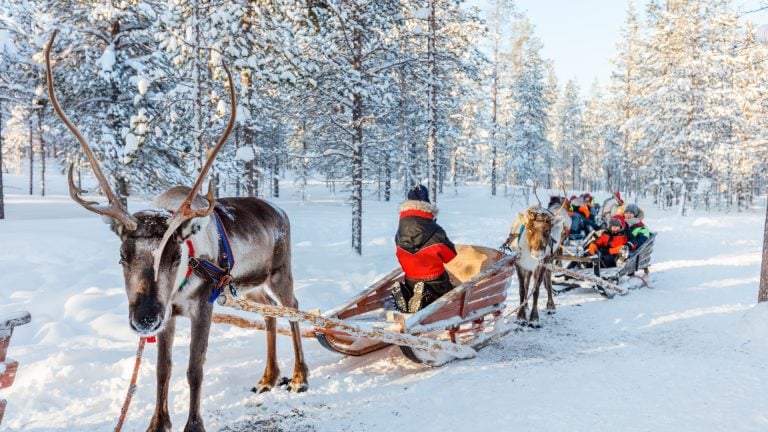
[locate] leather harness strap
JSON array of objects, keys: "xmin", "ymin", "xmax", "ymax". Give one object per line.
[{"xmin": 182, "ymin": 206, "xmax": 237, "ymax": 303}]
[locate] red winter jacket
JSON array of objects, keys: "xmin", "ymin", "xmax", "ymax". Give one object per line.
[
  {"xmin": 589, "ymin": 229, "xmax": 628, "ymax": 255},
  {"xmin": 395, "ymin": 200, "xmax": 457, "ymax": 281}
]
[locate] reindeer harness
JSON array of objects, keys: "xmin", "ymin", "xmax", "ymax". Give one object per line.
[{"xmin": 181, "ymin": 206, "xmax": 237, "ymax": 303}]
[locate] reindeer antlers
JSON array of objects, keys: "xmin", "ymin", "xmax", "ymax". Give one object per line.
[
  {"xmin": 45, "ymin": 30, "xmax": 138, "ymax": 231},
  {"xmin": 152, "ymin": 60, "xmax": 237, "ymax": 278},
  {"xmin": 532, "ymin": 181, "xmax": 542, "ymax": 206}
]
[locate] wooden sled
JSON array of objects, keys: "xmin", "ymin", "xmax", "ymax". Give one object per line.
[
  {"xmin": 313, "ymin": 245, "xmax": 518, "ymax": 366},
  {"xmin": 0, "ymin": 311, "xmax": 32, "ymax": 426}
]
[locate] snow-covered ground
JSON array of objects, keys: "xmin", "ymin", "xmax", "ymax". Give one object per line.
[{"xmin": 1, "ymin": 170, "xmax": 767, "ymax": 432}]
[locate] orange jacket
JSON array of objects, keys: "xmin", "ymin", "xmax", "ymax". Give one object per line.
[{"xmin": 588, "ymin": 231, "xmax": 628, "ymax": 255}]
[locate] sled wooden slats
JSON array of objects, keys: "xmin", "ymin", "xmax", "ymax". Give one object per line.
[
  {"xmin": 0, "ymin": 361, "xmax": 18, "ymax": 389},
  {"xmin": 309, "ymin": 245, "xmax": 519, "ymax": 365},
  {"xmin": 0, "ymin": 311, "xmax": 31, "ymax": 427},
  {"xmin": 337, "ymin": 286, "xmax": 394, "ymax": 320},
  {"xmin": 323, "ymin": 268, "xmax": 404, "ymax": 319},
  {"xmin": 405, "ymin": 254, "xmax": 517, "ymax": 329}
]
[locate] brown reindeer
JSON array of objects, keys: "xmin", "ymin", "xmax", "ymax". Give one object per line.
[
  {"xmin": 45, "ymin": 31, "xmax": 308, "ymax": 432},
  {"xmin": 505, "ymin": 186, "xmax": 569, "ymax": 327}
]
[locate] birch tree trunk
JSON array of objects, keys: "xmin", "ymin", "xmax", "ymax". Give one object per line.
[
  {"xmin": 351, "ymin": 23, "xmax": 364, "ymax": 255},
  {"xmin": 28, "ymin": 116, "xmax": 33, "ymax": 195},
  {"xmin": 37, "ymin": 108, "xmax": 45, "ymax": 197},
  {"xmin": 758, "ymin": 197, "xmax": 768, "ymax": 303},
  {"xmin": 427, "ymin": 0, "xmax": 439, "ymax": 205}
]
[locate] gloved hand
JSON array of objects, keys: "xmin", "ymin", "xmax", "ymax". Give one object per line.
[
  {"xmin": 608, "ymin": 246, "xmax": 623, "ymax": 255},
  {"xmin": 588, "ymin": 243, "xmax": 598, "ymax": 255}
]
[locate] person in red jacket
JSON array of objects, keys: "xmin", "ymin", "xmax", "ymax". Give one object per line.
[
  {"xmin": 393, "ymin": 185, "xmax": 458, "ymax": 313},
  {"xmin": 587, "ymin": 217, "xmax": 629, "ymax": 267}
]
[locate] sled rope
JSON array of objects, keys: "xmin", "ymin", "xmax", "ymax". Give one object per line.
[
  {"xmin": 114, "ymin": 337, "xmax": 147, "ymax": 432},
  {"xmin": 212, "ymin": 312, "xmax": 316, "ymax": 338},
  {"xmin": 217, "ymin": 294, "xmax": 477, "ymax": 358}
]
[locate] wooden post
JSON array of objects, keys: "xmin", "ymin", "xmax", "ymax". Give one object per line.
[
  {"xmin": 758, "ymin": 196, "xmax": 768, "ymax": 303},
  {"xmin": 0, "ymin": 312, "xmax": 32, "ymax": 426}
]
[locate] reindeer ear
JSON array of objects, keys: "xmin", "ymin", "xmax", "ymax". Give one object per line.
[
  {"xmin": 523, "ymin": 211, "xmax": 534, "ymax": 226},
  {"xmin": 110, "ymin": 218, "xmax": 132, "ymax": 241},
  {"xmin": 173, "ymin": 216, "xmax": 210, "ymax": 243}
]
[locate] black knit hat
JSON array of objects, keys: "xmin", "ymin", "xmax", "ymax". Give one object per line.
[
  {"xmin": 609, "ymin": 218, "xmax": 624, "ymax": 229},
  {"xmin": 407, "ymin": 185, "xmax": 430, "ymax": 203}
]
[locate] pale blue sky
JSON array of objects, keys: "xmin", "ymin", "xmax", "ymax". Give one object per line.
[{"xmin": 502, "ymin": 0, "xmax": 768, "ymax": 93}]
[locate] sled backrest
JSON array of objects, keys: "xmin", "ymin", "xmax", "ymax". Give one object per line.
[{"xmin": 445, "ymin": 244, "xmax": 503, "ymax": 285}]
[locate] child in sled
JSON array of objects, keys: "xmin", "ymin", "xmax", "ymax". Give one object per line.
[
  {"xmin": 622, "ymin": 203, "xmax": 651, "ymax": 251},
  {"xmin": 587, "ymin": 217, "xmax": 629, "ymax": 268}
]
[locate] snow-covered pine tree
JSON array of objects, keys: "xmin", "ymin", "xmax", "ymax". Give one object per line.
[
  {"xmin": 0, "ymin": 0, "xmax": 51, "ymax": 197},
  {"xmin": 738, "ymin": 22, "xmax": 768, "ymax": 209},
  {"xmin": 487, "ymin": 0, "xmax": 516, "ymax": 196},
  {"xmin": 507, "ymin": 23, "xmax": 550, "ymax": 187},
  {"xmin": 299, "ymin": 0, "xmax": 402, "ymax": 255},
  {"xmin": 580, "ymin": 80, "xmax": 613, "ymax": 192},
  {"xmin": 410, "ymin": 0, "xmax": 485, "ymax": 204},
  {"xmin": 551, "ymin": 79, "xmax": 582, "ymax": 189},
  {"xmin": 607, "ymin": 1, "xmax": 645, "ymax": 196},
  {"xmin": 542, "ymin": 62, "xmax": 560, "ymax": 189}
]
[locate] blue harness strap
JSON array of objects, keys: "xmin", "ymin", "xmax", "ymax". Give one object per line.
[{"xmin": 187, "ymin": 206, "xmax": 237, "ymax": 303}]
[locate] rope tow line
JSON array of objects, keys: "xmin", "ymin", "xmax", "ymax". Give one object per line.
[{"xmin": 114, "ymin": 337, "xmax": 147, "ymax": 432}]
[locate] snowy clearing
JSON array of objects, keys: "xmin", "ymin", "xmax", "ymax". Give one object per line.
[{"xmin": 1, "ymin": 172, "xmax": 767, "ymax": 432}]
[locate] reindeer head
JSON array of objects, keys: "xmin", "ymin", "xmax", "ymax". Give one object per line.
[
  {"xmin": 46, "ymin": 30, "xmax": 235, "ymax": 336},
  {"xmin": 523, "ymin": 207, "xmax": 555, "ymax": 260}
]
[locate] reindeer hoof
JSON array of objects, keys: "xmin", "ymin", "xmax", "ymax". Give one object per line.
[
  {"xmin": 528, "ymin": 321, "xmax": 541, "ymax": 329},
  {"xmin": 183, "ymin": 417, "xmax": 205, "ymax": 432},
  {"xmin": 288, "ymin": 381, "xmax": 309, "ymax": 393},
  {"xmin": 146, "ymin": 414, "xmax": 172, "ymax": 432},
  {"xmin": 546, "ymin": 309, "xmax": 556, "ymax": 315},
  {"xmin": 252, "ymin": 384, "xmax": 272, "ymax": 394},
  {"xmin": 278, "ymin": 376, "xmax": 291, "ymax": 387}
]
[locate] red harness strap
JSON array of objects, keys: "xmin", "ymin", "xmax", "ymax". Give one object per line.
[{"xmin": 179, "ymin": 240, "xmax": 196, "ymax": 288}]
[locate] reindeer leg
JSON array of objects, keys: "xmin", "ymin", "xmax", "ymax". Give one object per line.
[
  {"xmin": 184, "ymin": 301, "xmax": 213, "ymax": 432},
  {"xmin": 253, "ymin": 316, "xmax": 280, "ymax": 393},
  {"xmin": 267, "ymin": 266, "xmax": 309, "ymax": 393},
  {"xmin": 544, "ymin": 269, "xmax": 556, "ymax": 313},
  {"xmin": 516, "ymin": 268, "xmax": 528, "ymax": 323},
  {"xmin": 288, "ymin": 320, "xmax": 309, "ymax": 393},
  {"xmin": 529, "ymin": 267, "xmax": 544, "ymax": 327},
  {"xmin": 147, "ymin": 316, "xmax": 175, "ymax": 432}
]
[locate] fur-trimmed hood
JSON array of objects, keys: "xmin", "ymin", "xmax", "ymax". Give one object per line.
[{"xmin": 398, "ymin": 200, "xmax": 438, "ymax": 217}]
